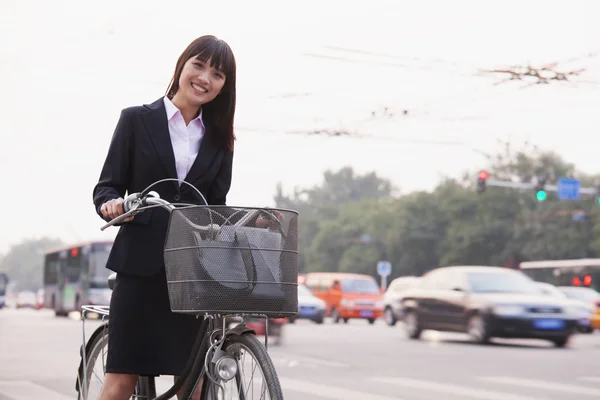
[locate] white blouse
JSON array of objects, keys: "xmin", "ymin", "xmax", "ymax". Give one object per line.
[{"xmin": 163, "ymin": 96, "xmax": 205, "ymax": 184}]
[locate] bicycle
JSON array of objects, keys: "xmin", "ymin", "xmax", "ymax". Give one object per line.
[{"xmin": 76, "ymin": 179, "xmax": 299, "ymax": 399}]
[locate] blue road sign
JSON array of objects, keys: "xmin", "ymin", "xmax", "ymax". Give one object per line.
[
  {"xmin": 557, "ymin": 178, "xmax": 580, "ymax": 201},
  {"xmin": 377, "ymin": 261, "xmax": 391, "ymax": 277}
]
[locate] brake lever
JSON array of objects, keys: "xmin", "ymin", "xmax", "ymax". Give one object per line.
[{"xmin": 100, "ymin": 208, "xmax": 139, "ymax": 231}]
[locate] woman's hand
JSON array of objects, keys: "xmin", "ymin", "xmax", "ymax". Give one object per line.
[
  {"xmin": 100, "ymin": 198, "xmax": 134, "ymax": 222},
  {"xmin": 255, "ymin": 210, "xmax": 283, "ymax": 229}
]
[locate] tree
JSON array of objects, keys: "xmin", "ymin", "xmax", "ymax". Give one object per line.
[
  {"xmin": 274, "ymin": 167, "xmax": 394, "ymax": 272},
  {"xmin": 0, "ymin": 237, "xmax": 64, "ymax": 291},
  {"xmin": 276, "ymin": 142, "xmax": 600, "ymax": 279}
]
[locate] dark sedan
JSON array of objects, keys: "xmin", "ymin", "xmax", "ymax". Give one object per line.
[{"xmin": 401, "ymin": 266, "xmax": 579, "ymax": 347}]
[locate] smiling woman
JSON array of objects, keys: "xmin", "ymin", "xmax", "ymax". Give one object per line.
[
  {"xmin": 166, "ymin": 36, "xmax": 237, "ymax": 151},
  {"xmin": 92, "ymin": 34, "xmax": 238, "ymax": 400}
]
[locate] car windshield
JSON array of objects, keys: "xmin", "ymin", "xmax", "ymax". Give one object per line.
[
  {"xmin": 468, "ymin": 271, "xmax": 539, "ymax": 294},
  {"xmin": 342, "ymin": 279, "xmax": 380, "ymax": 294},
  {"xmin": 560, "ymin": 287, "xmax": 600, "ymax": 302},
  {"xmin": 297, "ymin": 284, "xmax": 313, "ymax": 297}
]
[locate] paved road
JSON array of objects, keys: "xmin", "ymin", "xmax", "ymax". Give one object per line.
[{"xmin": 1, "ymin": 308, "xmax": 599, "ymax": 399}]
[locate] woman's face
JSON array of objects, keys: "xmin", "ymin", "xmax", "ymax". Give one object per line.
[{"xmin": 176, "ymin": 56, "xmax": 226, "ymax": 107}]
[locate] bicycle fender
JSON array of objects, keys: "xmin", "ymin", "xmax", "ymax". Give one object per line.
[
  {"xmin": 75, "ymin": 323, "xmax": 109, "ymax": 392},
  {"xmin": 225, "ymin": 323, "xmax": 256, "ymax": 337}
]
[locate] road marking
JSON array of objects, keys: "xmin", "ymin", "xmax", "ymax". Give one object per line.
[
  {"xmin": 371, "ymin": 377, "xmax": 545, "ymax": 400},
  {"xmin": 272, "ymin": 356, "xmax": 349, "ymax": 369},
  {"xmin": 296, "ymin": 356, "xmax": 349, "ymax": 368},
  {"xmin": 481, "ymin": 377, "xmax": 600, "ymax": 396},
  {"xmin": 279, "ymin": 377, "xmax": 405, "ymax": 400},
  {"xmin": 0, "ymin": 381, "xmax": 72, "ymax": 400},
  {"xmin": 578, "ymin": 377, "xmax": 600, "ymax": 384}
]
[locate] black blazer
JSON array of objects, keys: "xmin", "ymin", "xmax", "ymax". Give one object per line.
[{"xmin": 93, "ymin": 97, "xmax": 234, "ymax": 277}]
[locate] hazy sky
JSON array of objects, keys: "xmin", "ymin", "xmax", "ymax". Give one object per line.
[{"xmin": 0, "ymin": 0, "xmax": 599, "ymax": 252}]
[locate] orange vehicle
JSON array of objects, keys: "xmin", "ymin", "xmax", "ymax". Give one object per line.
[{"xmin": 304, "ymin": 272, "xmax": 384, "ymax": 324}]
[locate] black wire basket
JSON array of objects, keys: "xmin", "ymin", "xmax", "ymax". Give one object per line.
[{"xmin": 163, "ymin": 205, "xmax": 299, "ymax": 317}]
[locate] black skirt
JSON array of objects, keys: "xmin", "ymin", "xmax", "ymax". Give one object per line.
[{"xmin": 106, "ymin": 269, "xmax": 205, "ymax": 376}]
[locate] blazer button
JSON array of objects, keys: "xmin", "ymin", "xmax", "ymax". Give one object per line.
[{"xmin": 173, "ymin": 194, "xmax": 181, "ymax": 202}]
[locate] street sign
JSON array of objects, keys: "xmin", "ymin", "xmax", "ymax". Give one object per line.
[
  {"xmin": 557, "ymin": 178, "xmax": 581, "ymax": 200},
  {"xmin": 377, "ymin": 261, "xmax": 391, "ymax": 291},
  {"xmin": 377, "ymin": 261, "xmax": 391, "ymax": 277}
]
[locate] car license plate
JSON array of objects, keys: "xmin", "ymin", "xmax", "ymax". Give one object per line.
[
  {"xmin": 360, "ymin": 311, "xmax": 374, "ymax": 318},
  {"xmin": 299, "ymin": 307, "xmax": 316, "ymax": 316},
  {"xmin": 533, "ymin": 319, "xmax": 565, "ymax": 330}
]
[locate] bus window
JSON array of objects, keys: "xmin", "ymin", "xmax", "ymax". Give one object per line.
[
  {"xmin": 65, "ymin": 248, "xmax": 83, "ymax": 283},
  {"xmin": 89, "ymin": 245, "xmax": 112, "ymax": 289},
  {"xmin": 44, "ymin": 254, "xmax": 59, "ymax": 285}
]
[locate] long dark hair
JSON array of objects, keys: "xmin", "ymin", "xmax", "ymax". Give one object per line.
[{"xmin": 166, "ymin": 35, "xmax": 237, "ymax": 151}]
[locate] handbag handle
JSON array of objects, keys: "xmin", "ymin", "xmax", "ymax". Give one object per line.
[{"xmin": 234, "ymin": 230, "xmax": 256, "ymax": 287}]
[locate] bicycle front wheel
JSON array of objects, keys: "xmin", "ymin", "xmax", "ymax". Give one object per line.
[{"xmin": 202, "ymin": 333, "xmax": 284, "ymax": 400}]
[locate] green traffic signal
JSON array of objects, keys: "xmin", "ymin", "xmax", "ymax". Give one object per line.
[{"xmin": 536, "ymin": 190, "xmax": 547, "ymax": 201}]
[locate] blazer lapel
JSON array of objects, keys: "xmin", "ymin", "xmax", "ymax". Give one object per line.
[
  {"xmin": 141, "ymin": 98, "xmax": 179, "ymax": 189},
  {"xmin": 182, "ymin": 123, "xmax": 219, "ymax": 191}
]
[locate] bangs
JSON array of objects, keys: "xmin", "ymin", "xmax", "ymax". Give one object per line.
[{"xmin": 192, "ymin": 38, "xmax": 236, "ymax": 78}]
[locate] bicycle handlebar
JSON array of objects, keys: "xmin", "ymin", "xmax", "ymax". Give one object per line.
[
  {"xmin": 100, "ymin": 192, "xmax": 174, "ymax": 231},
  {"xmin": 99, "ymin": 191, "xmax": 264, "ymax": 233}
]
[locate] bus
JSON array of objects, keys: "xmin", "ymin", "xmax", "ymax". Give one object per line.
[
  {"xmin": 0, "ymin": 272, "xmax": 8, "ymax": 309},
  {"xmin": 519, "ymin": 258, "xmax": 600, "ymax": 291},
  {"xmin": 43, "ymin": 241, "xmax": 113, "ymax": 316}
]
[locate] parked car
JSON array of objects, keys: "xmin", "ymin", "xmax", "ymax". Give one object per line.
[
  {"xmin": 536, "ymin": 282, "xmax": 594, "ymax": 333},
  {"xmin": 401, "ymin": 266, "xmax": 580, "ymax": 347},
  {"xmin": 36, "ymin": 288, "xmax": 45, "ymax": 310},
  {"xmin": 383, "ymin": 276, "xmax": 420, "ymax": 326},
  {"xmin": 591, "ymin": 306, "xmax": 600, "ymax": 331},
  {"xmin": 16, "ymin": 291, "xmax": 37, "ymax": 309},
  {"xmin": 289, "ymin": 284, "xmax": 326, "ymax": 324}
]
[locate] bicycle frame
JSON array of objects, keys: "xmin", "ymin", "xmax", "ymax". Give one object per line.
[{"xmin": 77, "ymin": 305, "xmax": 279, "ymax": 400}]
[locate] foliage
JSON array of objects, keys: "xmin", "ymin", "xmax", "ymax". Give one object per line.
[
  {"xmin": 274, "ymin": 145, "xmax": 600, "ymax": 281},
  {"xmin": 0, "ymin": 237, "xmax": 64, "ymax": 291}
]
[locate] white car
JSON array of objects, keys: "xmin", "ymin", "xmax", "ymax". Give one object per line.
[
  {"xmin": 383, "ymin": 276, "xmax": 421, "ymax": 326},
  {"xmin": 16, "ymin": 291, "xmax": 37, "ymax": 309},
  {"xmin": 289, "ymin": 284, "xmax": 326, "ymax": 324},
  {"xmin": 536, "ymin": 282, "xmax": 594, "ymax": 333}
]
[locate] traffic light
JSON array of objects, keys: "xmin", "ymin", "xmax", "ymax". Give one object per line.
[
  {"xmin": 477, "ymin": 170, "xmax": 489, "ymax": 194},
  {"xmin": 534, "ymin": 176, "xmax": 547, "ymax": 201}
]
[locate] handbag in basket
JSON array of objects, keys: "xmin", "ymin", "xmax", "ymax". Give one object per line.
[{"xmin": 192, "ymin": 227, "xmax": 287, "ymax": 309}]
